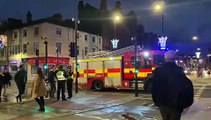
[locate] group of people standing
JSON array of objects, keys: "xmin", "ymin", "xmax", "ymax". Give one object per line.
[
  {"xmin": 32, "ymin": 64, "xmax": 73, "ymax": 112},
  {"xmin": 48, "ymin": 65, "xmax": 73, "ymax": 101}
]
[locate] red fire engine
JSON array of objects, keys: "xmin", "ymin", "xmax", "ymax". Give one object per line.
[{"xmin": 73, "ymin": 49, "xmax": 165, "ymax": 90}]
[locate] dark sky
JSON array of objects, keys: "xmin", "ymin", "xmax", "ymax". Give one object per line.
[{"xmin": 0, "ymin": 0, "xmax": 210, "ymax": 54}]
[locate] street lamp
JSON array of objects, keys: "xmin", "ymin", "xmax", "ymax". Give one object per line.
[
  {"xmin": 72, "ymin": 18, "xmax": 80, "ymax": 93},
  {"xmin": 113, "ymin": 13, "xmax": 121, "ymax": 39},
  {"xmin": 152, "ymin": 1, "xmax": 165, "ymax": 34},
  {"xmin": 192, "ymin": 36, "xmax": 199, "ymax": 45},
  {"xmin": 41, "ymin": 36, "xmax": 48, "ymax": 76}
]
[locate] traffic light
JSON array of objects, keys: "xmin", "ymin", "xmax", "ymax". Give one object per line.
[
  {"xmin": 69, "ymin": 42, "xmax": 76, "ymax": 57},
  {"xmin": 43, "ymin": 64, "xmax": 49, "ymax": 70},
  {"xmin": 76, "ymin": 63, "xmax": 80, "ymax": 68},
  {"xmin": 135, "ymin": 69, "xmax": 139, "ymax": 74}
]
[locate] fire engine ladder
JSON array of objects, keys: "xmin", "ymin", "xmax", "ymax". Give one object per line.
[{"xmin": 87, "ymin": 45, "xmax": 142, "ymax": 58}]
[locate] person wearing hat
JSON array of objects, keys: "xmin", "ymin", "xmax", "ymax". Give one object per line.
[
  {"xmin": 151, "ymin": 50, "xmax": 190, "ymax": 120},
  {"xmin": 14, "ymin": 64, "xmax": 27, "ymax": 103},
  {"xmin": 66, "ymin": 66, "xmax": 73, "ymax": 99}
]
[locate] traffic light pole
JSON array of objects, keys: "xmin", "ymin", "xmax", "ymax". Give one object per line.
[
  {"xmin": 134, "ymin": 37, "xmax": 138, "ymax": 97},
  {"xmin": 44, "ymin": 40, "xmax": 48, "ymax": 76},
  {"xmin": 73, "ymin": 18, "xmax": 79, "ymax": 93}
]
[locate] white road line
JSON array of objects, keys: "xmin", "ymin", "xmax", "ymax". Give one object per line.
[{"xmin": 194, "ymin": 84, "xmax": 206, "ymax": 102}]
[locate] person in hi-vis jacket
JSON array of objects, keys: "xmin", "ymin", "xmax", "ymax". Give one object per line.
[{"xmin": 56, "ymin": 65, "xmax": 67, "ymax": 101}]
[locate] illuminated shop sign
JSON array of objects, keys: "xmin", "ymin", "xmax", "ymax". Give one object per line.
[
  {"xmin": 0, "ymin": 35, "xmax": 7, "ymax": 49},
  {"xmin": 158, "ymin": 36, "xmax": 167, "ymax": 50},
  {"xmin": 111, "ymin": 39, "xmax": 119, "ymax": 49}
]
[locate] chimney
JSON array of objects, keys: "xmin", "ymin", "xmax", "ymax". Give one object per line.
[
  {"xmin": 26, "ymin": 11, "xmax": 32, "ymax": 23},
  {"xmin": 100, "ymin": 0, "xmax": 108, "ymax": 10}
]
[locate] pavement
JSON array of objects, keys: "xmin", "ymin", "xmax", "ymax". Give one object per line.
[{"xmin": 0, "ymin": 76, "xmax": 211, "ymax": 120}]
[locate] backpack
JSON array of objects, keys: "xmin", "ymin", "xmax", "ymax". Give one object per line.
[{"xmin": 169, "ymin": 70, "xmax": 194, "ymax": 109}]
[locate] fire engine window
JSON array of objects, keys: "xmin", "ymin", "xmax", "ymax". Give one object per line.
[
  {"xmin": 144, "ymin": 57, "xmax": 151, "ymax": 68},
  {"xmin": 131, "ymin": 56, "xmax": 142, "ymax": 68},
  {"xmin": 153, "ymin": 54, "xmax": 164, "ymax": 66}
]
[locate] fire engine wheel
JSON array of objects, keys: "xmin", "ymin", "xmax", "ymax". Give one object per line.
[{"xmin": 93, "ymin": 80, "xmax": 104, "ymax": 91}]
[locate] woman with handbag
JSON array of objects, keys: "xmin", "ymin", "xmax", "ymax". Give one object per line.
[{"xmin": 32, "ymin": 67, "xmax": 46, "ymax": 112}]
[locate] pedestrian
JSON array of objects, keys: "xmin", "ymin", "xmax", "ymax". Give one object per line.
[
  {"xmin": 55, "ymin": 65, "xmax": 67, "ymax": 101},
  {"xmin": 48, "ymin": 66, "xmax": 56, "ymax": 99},
  {"xmin": 151, "ymin": 50, "xmax": 193, "ymax": 120},
  {"xmin": 2, "ymin": 68, "xmax": 12, "ymax": 101},
  {"xmin": 32, "ymin": 67, "xmax": 46, "ymax": 112},
  {"xmin": 14, "ymin": 64, "xmax": 27, "ymax": 103},
  {"xmin": 66, "ymin": 66, "xmax": 73, "ymax": 99},
  {"xmin": 0, "ymin": 70, "xmax": 4, "ymax": 102}
]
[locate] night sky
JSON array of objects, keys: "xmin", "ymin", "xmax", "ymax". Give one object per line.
[{"xmin": 0, "ymin": 0, "xmax": 210, "ymax": 54}]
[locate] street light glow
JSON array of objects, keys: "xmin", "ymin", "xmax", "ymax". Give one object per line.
[
  {"xmin": 152, "ymin": 1, "xmax": 165, "ymax": 13},
  {"xmin": 192, "ymin": 36, "xmax": 198, "ymax": 41},
  {"xmin": 115, "ymin": 15, "xmax": 120, "ymax": 21}
]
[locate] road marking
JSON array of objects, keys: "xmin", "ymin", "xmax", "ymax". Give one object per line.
[{"xmin": 194, "ymin": 84, "xmax": 206, "ymax": 102}]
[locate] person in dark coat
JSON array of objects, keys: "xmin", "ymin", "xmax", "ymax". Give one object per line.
[
  {"xmin": 3, "ymin": 68, "xmax": 12, "ymax": 86},
  {"xmin": 14, "ymin": 64, "xmax": 27, "ymax": 103},
  {"xmin": 151, "ymin": 50, "xmax": 185, "ymax": 120},
  {"xmin": 48, "ymin": 66, "xmax": 56, "ymax": 99},
  {"xmin": 66, "ymin": 66, "xmax": 73, "ymax": 99}
]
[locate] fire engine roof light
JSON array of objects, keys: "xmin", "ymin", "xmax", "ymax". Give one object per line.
[{"xmin": 144, "ymin": 51, "xmax": 149, "ymax": 57}]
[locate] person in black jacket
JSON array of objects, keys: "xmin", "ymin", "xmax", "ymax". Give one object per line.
[
  {"xmin": 66, "ymin": 66, "xmax": 73, "ymax": 99},
  {"xmin": 14, "ymin": 64, "xmax": 27, "ymax": 103},
  {"xmin": 151, "ymin": 50, "xmax": 185, "ymax": 120},
  {"xmin": 48, "ymin": 66, "xmax": 56, "ymax": 99}
]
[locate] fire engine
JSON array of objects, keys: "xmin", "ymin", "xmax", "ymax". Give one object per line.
[{"xmin": 73, "ymin": 46, "xmax": 165, "ymax": 90}]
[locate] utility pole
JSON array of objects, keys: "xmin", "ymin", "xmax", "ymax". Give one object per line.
[
  {"xmin": 72, "ymin": 18, "xmax": 80, "ymax": 93},
  {"xmin": 43, "ymin": 37, "xmax": 48, "ymax": 76}
]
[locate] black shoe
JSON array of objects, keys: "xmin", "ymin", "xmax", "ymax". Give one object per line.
[
  {"xmin": 16, "ymin": 96, "xmax": 19, "ymax": 102},
  {"xmin": 39, "ymin": 107, "xmax": 45, "ymax": 112},
  {"xmin": 62, "ymin": 99, "xmax": 67, "ymax": 101}
]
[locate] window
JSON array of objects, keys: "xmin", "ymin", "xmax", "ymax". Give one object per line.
[
  {"xmin": 56, "ymin": 42, "xmax": 62, "ymax": 54},
  {"xmin": 153, "ymin": 54, "xmax": 164, "ymax": 66},
  {"xmin": 34, "ymin": 42, "xmax": 39, "ymax": 51},
  {"xmin": 23, "ymin": 44, "xmax": 27, "ymax": 54},
  {"xmin": 99, "ymin": 38, "xmax": 101, "ymax": 44},
  {"xmin": 56, "ymin": 28, "xmax": 62, "ymax": 35},
  {"xmin": 34, "ymin": 27, "xmax": 39, "ymax": 35},
  {"xmin": 85, "ymin": 47, "xmax": 88, "ymax": 56},
  {"xmin": 131, "ymin": 56, "xmax": 142, "ymax": 68},
  {"xmin": 92, "ymin": 48, "xmax": 96, "ymax": 52},
  {"xmin": 13, "ymin": 31, "xmax": 17, "ymax": 39},
  {"xmin": 85, "ymin": 34, "xmax": 88, "ymax": 41},
  {"xmin": 92, "ymin": 36, "xmax": 95, "ymax": 42},
  {"xmin": 23, "ymin": 30, "xmax": 27, "ymax": 37}
]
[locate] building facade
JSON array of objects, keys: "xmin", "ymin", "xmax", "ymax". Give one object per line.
[{"xmin": 0, "ymin": 21, "xmax": 102, "ymax": 80}]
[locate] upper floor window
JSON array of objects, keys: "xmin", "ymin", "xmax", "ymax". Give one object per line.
[
  {"xmin": 34, "ymin": 42, "xmax": 39, "ymax": 51},
  {"xmin": 85, "ymin": 34, "xmax": 88, "ymax": 41},
  {"xmin": 56, "ymin": 42, "xmax": 62, "ymax": 54},
  {"xmin": 92, "ymin": 48, "xmax": 96, "ymax": 52},
  {"xmin": 23, "ymin": 44, "xmax": 27, "ymax": 54},
  {"xmin": 56, "ymin": 28, "xmax": 62, "ymax": 35},
  {"xmin": 13, "ymin": 31, "xmax": 18, "ymax": 39},
  {"xmin": 85, "ymin": 47, "xmax": 88, "ymax": 56},
  {"xmin": 34, "ymin": 27, "xmax": 39, "ymax": 35},
  {"xmin": 92, "ymin": 36, "xmax": 95, "ymax": 42},
  {"xmin": 99, "ymin": 38, "xmax": 101, "ymax": 44},
  {"xmin": 23, "ymin": 30, "xmax": 27, "ymax": 37}
]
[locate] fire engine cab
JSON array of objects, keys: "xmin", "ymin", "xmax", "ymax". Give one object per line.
[{"xmin": 73, "ymin": 47, "xmax": 165, "ymax": 90}]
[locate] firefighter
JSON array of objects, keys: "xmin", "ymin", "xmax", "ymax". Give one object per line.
[
  {"xmin": 67, "ymin": 66, "xmax": 73, "ymax": 99},
  {"xmin": 55, "ymin": 65, "xmax": 67, "ymax": 101}
]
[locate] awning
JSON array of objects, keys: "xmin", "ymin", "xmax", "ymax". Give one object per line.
[{"xmin": 28, "ymin": 57, "xmax": 70, "ymax": 65}]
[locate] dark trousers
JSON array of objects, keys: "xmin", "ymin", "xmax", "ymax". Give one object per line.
[
  {"xmin": 16, "ymin": 85, "xmax": 25, "ymax": 102},
  {"xmin": 159, "ymin": 106, "xmax": 182, "ymax": 120},
  {"xmin": 0, "ymin": 82, "xmax": 3, "ymax": 101},
  {"xmin": 67, "ymin": 79, "xmax": 73, "ymax": 98},
  {"xmin": 50, "ymin": 82, "xmax": 56, "ymax": 98},
  {"xmin": 57, "ymin": 80, "xmax": 66, "ymax": 100},
  {"xmin": 34, "ymin": 96, "xmax": 45, "ymax": 109}
]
